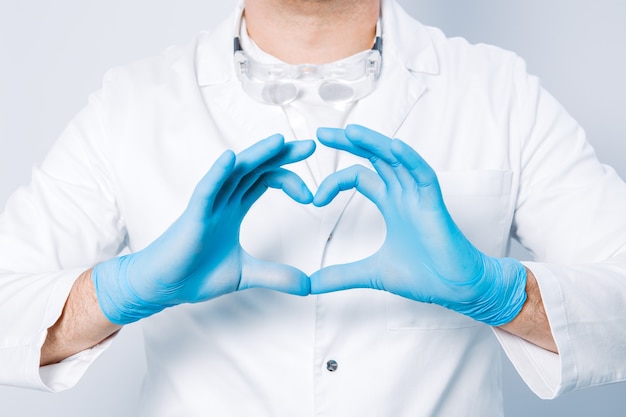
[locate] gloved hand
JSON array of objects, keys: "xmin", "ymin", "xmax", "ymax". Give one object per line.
[
  {"xmin": 311, "ymin": 125, "xmax": 527, "ymax": 326},
  {"xmin": 93, "ymin": 134, "xmax": 315, "ymax": 325}
]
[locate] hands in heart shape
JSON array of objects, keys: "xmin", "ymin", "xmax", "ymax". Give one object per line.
[{"xmin": 93, "ymin": 125, "xmax": 526, "ymax": 326}]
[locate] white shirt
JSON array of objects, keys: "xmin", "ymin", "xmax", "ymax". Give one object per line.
[{"xmin": 1, "ymin": 1, "xmax": 626, "ymax": 416}]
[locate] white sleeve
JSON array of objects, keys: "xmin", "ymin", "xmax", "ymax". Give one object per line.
[
  {"xmin": 0, "ymin": 73, "xmax": 127, "ymax": 391},
  {"xmin": 495, "ymin": 58, "xmax": 626, "ymax": 398}
]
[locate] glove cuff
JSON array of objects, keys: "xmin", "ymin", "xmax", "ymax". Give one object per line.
[
  {"xmin": 453, "ymin": 256, "xmax": 527, "ymax": 326},
  {"xmin": 92, "ymin": 255, "xmax": 167, "ymax": 325}
]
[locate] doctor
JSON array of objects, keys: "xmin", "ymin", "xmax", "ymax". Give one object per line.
[{"xmin": 1, "ymin": 0, "xmax": 625, "ymax": 416}]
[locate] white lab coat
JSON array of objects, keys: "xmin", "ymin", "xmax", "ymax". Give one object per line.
[{"xmin": 1, "ymin": 0, "xmax": 625, "ymax": 416}]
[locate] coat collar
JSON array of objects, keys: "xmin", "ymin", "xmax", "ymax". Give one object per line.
[
  {"xmin": 380, "ymin": 0, "xmax": 440, "ymax": 76},
  {"xmin": 194, "ymin": 0, "xmax": 440, "ymax": 144},
  {"xmin": 195, "ymin": 0, "xmax": 440, "ymax": 88},
  {"xmin": 193, "ymin": 0, "xmax": 442, "ymax": 231}
]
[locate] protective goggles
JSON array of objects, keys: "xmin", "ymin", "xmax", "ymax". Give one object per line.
[{"xmin": 234, "ymin": 17, "xmax": 382, "ymax": 105}]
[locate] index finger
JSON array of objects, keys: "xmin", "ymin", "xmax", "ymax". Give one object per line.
[
  {"xmin": 316, "ymin": 127, "xmax": 373, "ymax": 159},
  {"xmin": 217, "ymin": 135, "xmax": 313, "ymax": 210},
  {"xmin": 343, "ymin": 124, "xmax": 398, "ymax": 165}
]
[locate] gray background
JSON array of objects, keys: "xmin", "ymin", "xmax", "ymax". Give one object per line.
[{"xmin": 0, "ymin": 0, "xmax": 625, "ymax": 415}]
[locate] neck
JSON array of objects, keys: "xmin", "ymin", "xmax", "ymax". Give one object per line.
[{"xmin": 243, "ymin": 0, "xmax": 380, "ymax": 64}]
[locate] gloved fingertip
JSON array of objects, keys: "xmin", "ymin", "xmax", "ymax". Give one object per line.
[
  {"xmin": 316, "ymin": 127, "xmax": 344, "ymax": 142},
  {"xmin": 278, "ymin": 174, "xmax": 314, "ymax": 204},
  {"xmin": 312, "ymin": 193, "xmax": 330, "ymax": 207},
  {"xmin": 260, "ymin": 134, "xmax": 286, "ymax": 154},
  {"xmin": 217, "ymin": 149, "xmax": 236, "ymax": 165},
  {"xmin": 390, "ymin": 138, "xmax": 408, "ymax": 149},
  {"xmin": 308, "ymin": 271, "xmax": 321, "ymax": 294},
  {"xmin": 296, "ymin": 187, "xmax": 314, "ymax": 204},
  {"xmin": 300, "ymin": 139, "xmax": 317, "ymax": 155},
  {"xmin": 242, "ymin": 259, "xmax": 312, "ymax": 296},
  {"xmin": 279, "ymin": 267, "xmax": 312, "ymax": 296},
  {"xmin": 344, "ymin": 124, "xmax": 369, "ymax": 138},
  {"xmin": 345, "ymin": 123, "xmax": 362, "ymax": 132},
  {"xmin": 266, "ymin": 133, "xmax": 285, "ymax": 143},
  {"xmin": 295, "ymin": 274, "xmax": 312, "ymax": 296}
]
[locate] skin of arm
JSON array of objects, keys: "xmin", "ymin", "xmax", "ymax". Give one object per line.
[
  {"xmin": 40, "ymin": 267, "xmax": 557, "ymax": 366},
  {"xmin": 40, "ymin": 269, "xmax": 120, "ymax": 366},
  {"xmin": 500, "ymin": 268, "xmax": 558, "ymax": 353}
]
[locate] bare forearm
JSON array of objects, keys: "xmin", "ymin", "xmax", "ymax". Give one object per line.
[
  {"xmin": 499, "ymin": 268, "xmax": 558, "ymax": 353},
  {"xmin": 40, "ymin": 269, "xmax": 121, "ymax": 366}
]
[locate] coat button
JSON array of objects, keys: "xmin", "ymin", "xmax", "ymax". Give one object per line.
[{"xmin": 326, "ymin": 360, "xmax": 338, "ymax": 372}]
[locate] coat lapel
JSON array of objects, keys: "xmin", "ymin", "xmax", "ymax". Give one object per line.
[{"xmin": 345, "ymin": 59, "xmax": 428, "ymax": 147}]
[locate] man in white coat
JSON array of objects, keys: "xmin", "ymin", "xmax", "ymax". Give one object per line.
[{"xmin": 1, "ymin": 0, "xmax": 625, "ymax": 416}]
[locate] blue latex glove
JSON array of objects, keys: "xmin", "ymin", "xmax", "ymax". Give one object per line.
[
  {"xmin": 311, "ymin": 125, "xmax": 527, "ymax": 326},
  {"xmin": 93, "ymin": 134, "xmax": 315, "ymax": 325}
]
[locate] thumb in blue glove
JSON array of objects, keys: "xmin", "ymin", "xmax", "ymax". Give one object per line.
[
  {"xmin": 311, "ymin": 125, "xmax": 526, "ymax": 326},
  {"xmin": 93, "ymin": 134, "xmax": 315, "ymax": 325}
]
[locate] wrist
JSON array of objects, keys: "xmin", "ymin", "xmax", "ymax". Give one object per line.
[
  {"xmin": 499, "ymin": 269, "xmax": 558, "ymax": 353},
  {"xmin": 41, "ymin": 270, "xmax": 121, "ymax": 366},
  {"xmin": 92, "ymin": 255, "xmax": 166, "ymax": 325},
  {"xmin": 481, "ymin": 257, "xmax": 528, "ymax": 326},
  {"xmin": 451, "ymin": 256, "xmax": 527, "ymax": 326}
]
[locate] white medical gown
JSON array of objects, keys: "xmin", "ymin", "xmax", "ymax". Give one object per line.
[{"xmin": 1, "ymin": 1, "xmax": 625, "ymax": 416}]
